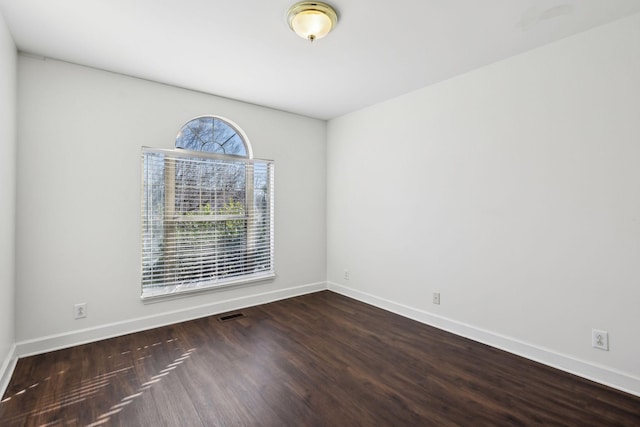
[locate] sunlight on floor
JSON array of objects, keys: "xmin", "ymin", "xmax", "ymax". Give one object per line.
[{"xmin": 0, "ymin": 338, "xmax": 196, "ymax": 426}]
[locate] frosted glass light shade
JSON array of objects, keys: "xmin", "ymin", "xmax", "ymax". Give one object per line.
[{"xmin": 287, "ymin": 2, "xmax": 338, "ymax": 42}]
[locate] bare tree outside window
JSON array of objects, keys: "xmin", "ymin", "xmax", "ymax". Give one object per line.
[
  {"xmin": 141, "ymin": 117, "xmax": 274, "ymax": 299},
  {"xmin": 176, "ymin": 116, "xmax": 247, "ymax": 156}
]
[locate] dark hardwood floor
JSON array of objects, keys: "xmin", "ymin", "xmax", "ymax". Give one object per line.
[{"xmin": 1, "ymin": 291, "xmax": 639, "ymax": 426}]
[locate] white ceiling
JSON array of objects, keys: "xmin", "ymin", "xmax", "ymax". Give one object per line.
[{"xmin": 1, "ymin": 0, "xmax": 639, "ymax": 120}]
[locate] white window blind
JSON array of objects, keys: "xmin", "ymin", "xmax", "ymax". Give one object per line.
[{"xmin": 141, "ymin": 147, "xmax": 274, "ymax": 300}]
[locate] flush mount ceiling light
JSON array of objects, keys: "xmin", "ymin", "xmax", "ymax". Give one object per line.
[{"xmin": 287, "ymin": 1, "xmax": 338, "ymax": 43}]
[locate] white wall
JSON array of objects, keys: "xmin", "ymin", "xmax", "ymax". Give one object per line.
[
  {"xmin": 0, "ymin": 10, "xmax": 17, "ymax": 390},
  {"xmin": 327, "ymin": 13, "xmax": 640, "ymax": 394},
  {"xmin": 15, "ymin": 56, "xmax": 326, "ymax": 349}
]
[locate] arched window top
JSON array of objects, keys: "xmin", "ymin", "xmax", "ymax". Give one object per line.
[{"xmin": 175, "ymin": 116, "xmax": 252, "ymax": 158}]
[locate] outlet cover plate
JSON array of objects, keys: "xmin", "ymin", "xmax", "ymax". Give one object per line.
[
  {"xmin": 74, "ymin": 303, "xmax": 87, "ymax": 319},
  {"xmin": 592, "ymin": 329, "xmax": 609, "ymax": 351},
  {"xmin": 433, "ymin": 292, "xmax": 440, "ymax": 305}
]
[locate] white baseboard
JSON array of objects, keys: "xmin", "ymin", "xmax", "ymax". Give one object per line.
[
  {"xmin": 0, "ymin": 344, "xmax": 18, "ymax": 399},
  {"xmin": 7, "ymin": 281, "xmax": 640, "ymax": 399},
  {"xmin": 15, "ymin": 281, "xmax": 326, "ymax": 359},
  {"xmin": 327, "ymin": 282, "xmax": 640, "ymax": 398}
]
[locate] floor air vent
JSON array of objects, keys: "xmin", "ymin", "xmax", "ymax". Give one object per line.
[{"xmin": 218, "ymin": 312, "xmax": 245, "ymax": 322}]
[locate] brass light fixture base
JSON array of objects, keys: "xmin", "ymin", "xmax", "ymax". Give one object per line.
[{"xmin": 287, "ymin": 2, "xmax": 338, "ymax": 42}]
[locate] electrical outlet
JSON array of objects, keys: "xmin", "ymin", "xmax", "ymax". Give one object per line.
[
  {"xmin": 592, "ymin": 329, "xmax": 608, "ymax": 351},
  {"xmin": 344, "ymin": 269, "xmax": 350, "ymax": 280},
  {"xmin": 74, "ymin": 303, "xmax": 87, "ymax": 319},
  {"xmin": 433, "ymin": 292, "xmax": 440, "ymax": 305}
]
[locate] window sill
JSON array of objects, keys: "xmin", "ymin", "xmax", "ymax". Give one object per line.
[{"xmin": 140, "ymin": 272, "xmax": 276, "ymax": 304}]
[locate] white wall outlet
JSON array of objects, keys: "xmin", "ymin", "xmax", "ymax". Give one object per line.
[
  {"xmin": 433, "ymin": 292, "xmax": 440, "ymax": 305},
  {"xmin": 344, "ymin": 269, "xmax": 349, "ymax": 280},
  {"xmin": 74, "ymin": 302, "xmax": 87, "ymax": 319},
  {"xmin": 592, "ymin": 329, "xmax": 608, "ymax": 351}
]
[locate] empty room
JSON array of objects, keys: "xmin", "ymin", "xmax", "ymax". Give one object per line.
[{"xmin": 1, "ymin": 0, "xmax": 639, "ymax": 425}]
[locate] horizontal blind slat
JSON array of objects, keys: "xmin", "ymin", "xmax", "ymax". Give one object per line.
[{"xmin": 141, "ymin": 149, "xmax": 274, "ymax": 297}]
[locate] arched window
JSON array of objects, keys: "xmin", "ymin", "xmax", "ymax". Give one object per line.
[
  {"xmin": 141, "ymin": 116, "xmax": 274, "ymax": 300},
  {"xmin": 175, "ymin": 116, "xmax": 251, "ymax": 157}
]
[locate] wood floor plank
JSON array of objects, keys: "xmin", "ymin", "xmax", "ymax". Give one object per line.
[{"xmin": 1, "ymin": 291, "xmax": 639, "ymax": 426}]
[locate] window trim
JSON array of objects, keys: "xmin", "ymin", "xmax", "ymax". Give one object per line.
[
  {"xmin": 141, "ymin": 270, "xmax": 276, "ymax": 303},
  {"xmin": 140, "ymin": 147, "xmax": 275, "ymax": 302},
  {"xmin": 176, "ymin": 115, "xmax": 254, "ymax": 159}
]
